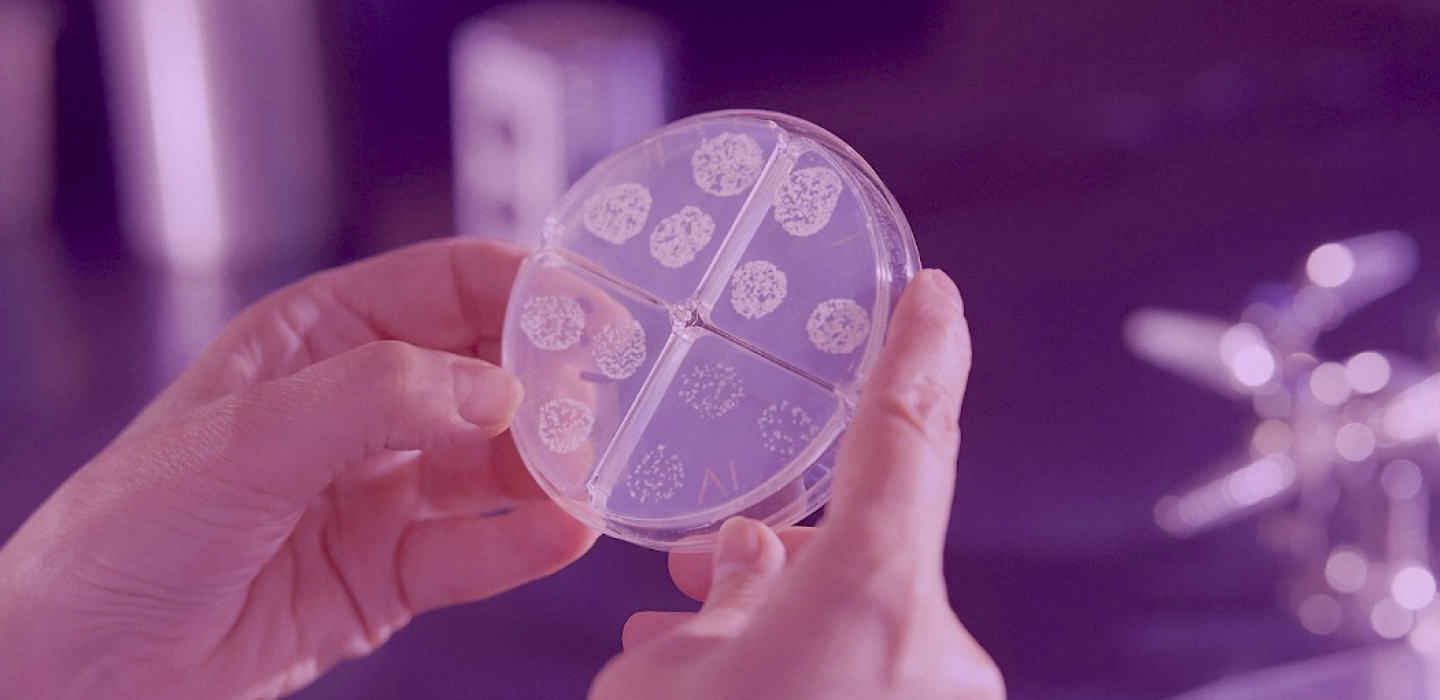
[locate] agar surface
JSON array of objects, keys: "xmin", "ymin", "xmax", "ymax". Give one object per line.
[
  {"xmin": 729, "ymin": 260, "xmax": 788, "ymax": 319},
  {"xmin": 677, "ymin": 360, "xmax": 746, "ymax": 418},
  {"xmin": 774, "ymin": 166, "xmax": 843, "ymax": 237},
  {"xmin": 537, "ymin": 398, "xmax": 595, "ymax": 454},
  {"xmin": 590, "ymin": 319, "xmax": 647, "ymax": 380},
  {"xmin": 690, "ymin": 132, "xmax": 765, "ymax": 197},
  {"xmin": 626, "ymin": 444, "xmax": 685, "ymax": 504},
  {"xmin": 758, "ymin": 400, "xmax": 820, "ymax": 457},
  {"xmin": 650, "ymin": 205, "xmax": 717, "ymax": 269},
  {"xmin": 520, "ymin": 295, "xmax": 586, "ymax": 350},
  {"xmin": 806, "ymin": 298, "xmax": 870, "ymax": 354},
  {"xmin": 583, "ymin": 182, "xmax": 652, "ymax": 245}
]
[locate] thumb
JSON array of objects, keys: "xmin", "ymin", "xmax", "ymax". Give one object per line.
[
  {"xmin": 678, "ymin": 518, "xmax": 786, "ymax": 639},
  {"xmin": 174, "ymin": 340, "xmax": 522, "ymax": 518}
]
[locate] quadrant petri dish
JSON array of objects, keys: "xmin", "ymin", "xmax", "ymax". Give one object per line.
[{"xmin": 501, "ymin": 110, "xmax": 919, "ymax": 551}]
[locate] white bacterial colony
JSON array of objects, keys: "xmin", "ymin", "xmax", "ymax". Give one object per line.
[
  {"xmin": 520, "ymin": 295, "xmax": 585, "ymax": 350},
  {"xmin": 626, "ymin": 444, "xmax": 685, "ymax": 504},
  {"xmin": 677, "ymin": 360, "xmax": 745, "ymax": 418},
  {"xmin": 758, "ymin": 400, "xmax": 819, "ymax": 457},
  {"xmin": 806, "ymin": 298, "xmax": 870, "ymax": 354},
  {"xmin": 537, "ymin": 398, "xmax": 594, "ymax": 454},
  {"xmin": 691, "ymin": 132, "xmax": 765, "ymax": 197},
  {"xmin": 650, "ymin": 206, "xmax": 716, "ymax": 269},
  {"xmin": 729, "ymin": 260, "xmax": 788, "ymax": 319},
  {"xmin": 590, "ymin": 319, "xmax": 647, "ymax": 380},
  {"xmin": 582, "ymin": 182, "xmax": 652, "ymax": 245},
  {"xmin": 773, "ymin": 166, "xmax": 843, "ymax": 237}
]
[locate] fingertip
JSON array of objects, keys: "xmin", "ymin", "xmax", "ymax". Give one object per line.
[
  {"xmin": 668, "ymin": 550, "xmax": 714, "ymax": 602},
  {"xmin": 712, "ymin": 517, "xmax": 765, "ymax": 581},
  {"xmin": 897, "ymin": 269, "xmax": 971, "ymax": 357},
  {"xmin": 879, "ymin": 270, "xmax": 971, "ymax": 402},
  {"xmin": 916, "ymin": 268, "xmax": 965, "ymax": 317},
  {"xmin": 667, "ymin": 520, "xmax": 784, "ymax": 639},
  {"xmin": 622, "ymin": 611, "xmax": 694, "ymax": 650},
  {"xmin": 700, "ymin": 518, "xmax": 784, "ymax": 611},
  {"xmin": 669, "ymin": 525, "xmax": 817, "ymax": 603}
]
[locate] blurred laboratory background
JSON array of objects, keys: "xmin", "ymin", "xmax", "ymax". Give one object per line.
[{"xmin": 3, "ymin": 0, "xmax": 1440, "ymax": 698}]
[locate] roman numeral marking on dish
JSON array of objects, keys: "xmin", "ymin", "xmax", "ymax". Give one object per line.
[{"xmin": 697, "ymin": 461, "xmax": 740, "ymax": 504}]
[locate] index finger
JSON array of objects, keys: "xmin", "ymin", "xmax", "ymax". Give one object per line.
[
  {"xmin": 286, "ymin": 237, "xmax": 525, "ymax": 358},
  {"xmin": 820, "ymin": 268, "xmax": 972, "ymax": 566},
  {"xmin": 154, "ymin": 238, "xmax": 525, "ymax": 416},
  {"xmin": 231, "ymin": 238, "xmax": 522, "ymax": 369}
]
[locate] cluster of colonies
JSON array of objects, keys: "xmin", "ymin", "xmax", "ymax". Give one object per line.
[
  {"xmin": 625, "ymin": 364, "xmax": 824, "ymax": 505},
  {"xmin": 627, "ymin": 444, "xmax": 685, "ymax": 504},
  {"xmin": 518, "ymin": 296, "xmax": 647, "ymax": 455},
  {"xmin": 582, "ymin": 132, "xmax": 871, "ymax": 355},
  {"xmin": 518, "ymin": 130, "xmax": 872, "ymax": 498}
]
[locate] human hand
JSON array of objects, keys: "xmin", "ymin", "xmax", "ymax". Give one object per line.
[
  {"xmin": 588, "ymin": 269, "xmax": 1003, "ymax": 700},
  {"xmin": 0, "ymin": 239, "xmax": 597, "ymax": 700}
]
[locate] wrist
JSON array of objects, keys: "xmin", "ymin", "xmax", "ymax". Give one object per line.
[
  {"xmin": 0, "ymin": 574, "xmax": 82, "ymax": 699},
  {"xmin": 0, "ymin": 539, "xmax": 157, "ymax": 700}
]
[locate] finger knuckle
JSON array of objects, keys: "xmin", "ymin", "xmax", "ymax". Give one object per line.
[
  {"xmin": 716, "ymin": 579, "xmax": 771, "ymax": 613},
  {"xmin": 875, "ymin": 374, "xmax": 961, "ymax": 447},
  {"xmin": 349, "ymin": 341, "xmax": 442, "ymax": 432},
  {"xmin": 357, "ymin": 340, "xmax": 428, "ymax": 394}
]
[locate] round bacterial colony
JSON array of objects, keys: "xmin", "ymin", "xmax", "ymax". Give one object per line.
[{"xmin": 501, "ymin": 110, "xmax": 919, "ymax": 551}]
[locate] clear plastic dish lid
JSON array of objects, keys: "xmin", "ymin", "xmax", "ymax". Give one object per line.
[{"xmin": 501, "ymin": 110, "xmax": 919, "ymax": 551}]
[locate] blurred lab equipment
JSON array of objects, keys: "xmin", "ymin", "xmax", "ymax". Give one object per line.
[
  {"xmin": 1128, "ymin": 232, "xmax": 1440, "ymax": 653},
  {"xmin": 95, "ymin": 0, "xmax": 336, "ymax": 378},
  {"xmin": 451, "ymin": 1, "xmax": 672, "ymax": 248},
  {"xmin": 96, "ymin": 0, "xmax": 334, "ymax": 275},
  {"xmin": 0, "ymin": 0, "xmax": 58, "ymax": 243}
]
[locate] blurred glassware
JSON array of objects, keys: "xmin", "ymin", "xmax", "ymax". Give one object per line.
[
  {"xmin": 96, "ymin": 0, "xmax": 337, "ymax": 381},
  {"xmin": 96, "ymin": 0, "xmax": 335, "ymax": 275},
  {"xmin": 451, "ymin": 1, "xmax": 672, "ymax": 248}
]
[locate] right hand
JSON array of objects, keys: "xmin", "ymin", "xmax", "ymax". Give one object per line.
[{"xmin": 588, "ymin": 269, "xmax": 1004, "ymax": 700}]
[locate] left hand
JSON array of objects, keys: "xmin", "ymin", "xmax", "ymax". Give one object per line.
[{"xmin": 0, "ymin": 239, "xmax": 598, "ymax": 700}]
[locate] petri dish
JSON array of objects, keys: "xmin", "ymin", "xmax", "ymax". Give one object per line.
[{"xmin": 501, "ymin": 110, "xmax": 919, "ymax": 551}]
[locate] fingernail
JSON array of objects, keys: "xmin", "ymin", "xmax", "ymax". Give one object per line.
[
  {"xmin": 713, "ymin": 517, "xmax": 762, "ymax": 580},
  {"xmin": 923, "ymin": 268, "xmax": 965, "ymax": 316},
  {"xmin": 452, "ymin": 361, "xmax": 524, "ymax": 428}
]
